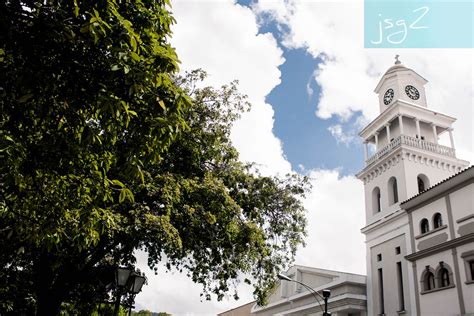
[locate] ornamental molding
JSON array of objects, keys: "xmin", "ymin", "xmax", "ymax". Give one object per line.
[{"xmin": 360, "ymin": 150, "xmax": 465, "ymax": 185}]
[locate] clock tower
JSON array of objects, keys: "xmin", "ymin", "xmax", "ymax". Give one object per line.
[
  {"xmin": 357, "ymin": 57, "xmax": 469, "ymax": 316},
  {"xmin": 376, "ymin": 55, "xmax": 429, "ymax": 113}
]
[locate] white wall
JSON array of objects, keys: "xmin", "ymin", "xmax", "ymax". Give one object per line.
[
  {"xmin": 363, "ymin": 151, "xmax": 461, "ymax": 224},
  {"xmin": 402, "ymin": 158, "xmax": 460, "ymax": 199},
  {"xmin": 370, "ymin": 234, "xmax": 410, "ymax": 315},
  {"xmin": 457, "ymin": 243, "xmax": 474, "ymax": 313},
  {"xmin": 364, "ymin": 213, "xmax": 415, "ymax": 316},
  {"xmin": 301, "ymin": 272, "xmax": 333, "ymax": 289},
  {"xmin": 411, "ymin": 197, "xmax": 447, "ymax": 240},
  {"xmin": 450, "ymin": 183, "xmax": 474, "ymax": 237},
  {"xmin": 404, "ymin": 173, "xmax": 473, "ymax": 315},
  {"xmin": 416, "ymin": 249, "xmax": 460, "ymax": 316},
  {"xmin": 363, "ymin": 158, "xmax": 406, "ymax": 222}
]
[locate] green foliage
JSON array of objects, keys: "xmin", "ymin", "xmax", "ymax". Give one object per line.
[
  {"xmin": 0, "ymin": 0, "xmax": 308, "ymax": 314},
  {"xmin": 1, "ymin": 0, "xmax": 187, "ymax": 313},
  {"xmin": 150, "ymin": 70, "xmax": 309, "ymax": 305}
]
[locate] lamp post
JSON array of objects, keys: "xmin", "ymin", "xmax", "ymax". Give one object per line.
[
  {"xmin": 113, "ymin": 267, "xmax": 132, "ymax": 316},
  {"xmin": 322, "ymin": 289, "xmax": 331, "ymax": 316},
  {"xmin": 113, "ymin": 267, "xmax": 147, "ymax": 316},
  {"xmin": 127, "ymin": 271, "xmax": 147, "ymax": 316},
  {"xmin": 277, "ymin": 273, "xmax": 331, "ymax": 316}
]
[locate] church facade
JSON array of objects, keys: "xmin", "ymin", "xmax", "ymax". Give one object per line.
[{"xmin": 357, "ymin": 59, "xmax": 473, "ymax": 316}]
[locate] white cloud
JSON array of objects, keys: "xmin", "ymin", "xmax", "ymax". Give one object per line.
[
  {"xmin": 327, "ymin": 124, "xmax": 356, "ymax": 146},
  {"xmin": 171, "ymin": 0, "xmax": 291, "ymax": 176},
  {"xmin": 306, "ymin": 81, "xmax": 314, "ymax": 99},
  {"xmin": 306, "ymin": 71, "xmax": 315, "ymax": 99},
  {"xmin": 296, "ymin": 169, "xmax": 365, "ymax": 275},
  {"xmin": 173, "ymin": 1, "xmax": 281, "ymax": 104}
]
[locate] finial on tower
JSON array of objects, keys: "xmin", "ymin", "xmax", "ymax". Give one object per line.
[{"xmin": 395, "ymin": 55, "xmax": 401, "ymax": 65}]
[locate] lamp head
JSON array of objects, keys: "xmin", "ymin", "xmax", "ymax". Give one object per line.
[
  {"xmin": 277, "ymin": 273, "xmax": 292, "ymax": 282},
  {"xmin": 129, "ymin": 272, "xmax": 147, "ymax": 294},
  {"xmin": 322, "ymin": 289, "xmax": 331, "ymax": 298},
  {"xmin": 116, "ymin": 267, "xmax": 132, "ymax": 287}
]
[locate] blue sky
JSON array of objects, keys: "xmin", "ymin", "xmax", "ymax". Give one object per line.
[
  {"xmin": 241, "ymin": 0, "xmax": 366, "ymax": 175},
  {"xmin": 135, "ymin": 1, "xmax": 473, "ymax": 314},
  {"xmin": 267, "ymin": 47, "xmax": 365, "ymax": 174}
]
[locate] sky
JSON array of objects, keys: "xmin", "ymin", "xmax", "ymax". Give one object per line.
[{"xmin": 134, "ymin": 0, "xmax": 473, "ymax": 314}]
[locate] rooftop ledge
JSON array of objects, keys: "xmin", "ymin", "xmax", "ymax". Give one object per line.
[{"xmin": 365, "ymin": 134, "xmax": 455, "ymax": 167}]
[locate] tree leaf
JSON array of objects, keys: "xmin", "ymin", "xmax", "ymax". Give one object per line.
[{"xmin": 17, "ymin": 94, "xmax": 33, "ymax": 103}]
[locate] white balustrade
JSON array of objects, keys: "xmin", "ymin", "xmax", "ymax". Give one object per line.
[{"xmin": 365, "ymin": 135, "xmax": 455, "ymax": 166}]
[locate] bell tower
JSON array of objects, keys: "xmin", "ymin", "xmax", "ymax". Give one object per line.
[
  {"xmin": 357, "ymin": 57, "xmax": 468, "ymax": 221},
  {"xmin": 357, "ymin": 57, "xmax": 469, "ymax": 316}
]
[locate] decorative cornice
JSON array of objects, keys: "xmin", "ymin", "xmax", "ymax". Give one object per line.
[
  {"xmin": 414, "ymin": 225, "xmax": 447, "ymax": 240},
  {"xmin": 405, "ymin": 233, "xmax": 474, "ymax": 262},
  {"xmin": 361, "ymin": 208, "xmax": 407, "ymax": 235},
  {"xmin": 358, "ymin": 152, "xmax": 402, "ymax": 184},
  {"xmin": 358, "ymin": 147, "xmax": 467, "ymax": 184},
  {"xmin": 457, "ymin": 214, "xmax": 474, "ymax": 224},
  {"xmin": 252, "ymin": 294, "xmax": 367, "ymax": 314}
]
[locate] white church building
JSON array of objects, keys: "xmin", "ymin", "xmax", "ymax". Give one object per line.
[
  {"xmin": 357, "ymin": 59, "xmax": 474, "ymax": 316},
  {"xmin": 220, "ymin": 61, "xmax": 474, "ymax": 316}
]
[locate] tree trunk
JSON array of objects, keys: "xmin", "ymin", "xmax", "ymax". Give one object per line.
[
  {"xmin": 34, "ymin": 254, "xmax": 65, "ymax": 316},
  {"xmin": 36, "ymin": 291, "xmax": 63, "ymax": 316}
]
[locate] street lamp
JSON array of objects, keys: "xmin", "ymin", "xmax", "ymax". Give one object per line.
[
  {"xmin": 117, "ymin": 267, "xmax": 133, "ymax": 287},
  {"xmin": 277, "ymin": 273, "xmax": 331, "ymax": 316},
  {"xmin": 113, "ymin": 267, "xmax": 147, "ymax": 316},
  {"xmin": 127, "ymin": 271, "xmax": 147, "ymax": 316}
]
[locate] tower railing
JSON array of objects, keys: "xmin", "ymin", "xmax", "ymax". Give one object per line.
[{"xmin": 365, "ymin": 135, "xmax": 456, "ymax": 166}]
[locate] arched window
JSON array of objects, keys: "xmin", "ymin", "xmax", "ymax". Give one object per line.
[
  {"xmin": 417, "ymin": 174, "xmax": 430, "ymax": 193},
  {"xmin": 440, "ymin": 268, "xmax": 450, "ymax": 287},
  {"xmin": 420, "ymin": 218, "xmax": 429, "ymax": 234},
  {"xmin": 436, "ymin": 262, "xmax": 454, "ymax": 288},
  {"xmin": 372, "ymin": 187, "xmax": 381, "ymax": 213},
  {"xmin": 388, "ymin": 177, "xmax": 399, "ymax": 204},
  {"xmin": 392, "ymin": 178, "xmax": 398, "ymax": 203},
  {"xmin": 417, "ymin": 177, "xmax": 425, "ymax": 193},
  {"xmin": 433, "ymin": 213, "xmax": 443, "ymax": 229},
  {"xmin": 423, "ymin": 269, "xmax": 436, "ymax": 291}
]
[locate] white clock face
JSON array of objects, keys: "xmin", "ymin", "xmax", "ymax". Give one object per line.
[
  {"xmin": 405, "ymin": 85, "xmax": 420, "ymax": 100},
  {"xmin": 383, "ymin": 88, "xmax": 394, "ymax": 105}
]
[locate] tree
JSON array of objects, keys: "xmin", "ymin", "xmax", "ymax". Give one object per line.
[
  {"xmin": 1, "ymin": 0, "xmax": 187, "ymax": 313},
  {"xmin": 0, "ymin": 1, "xmax": 308, "ymax": 315},
  {"xmin": 153, "ymin": 70, "xmax": 308, "ymax": 305}
]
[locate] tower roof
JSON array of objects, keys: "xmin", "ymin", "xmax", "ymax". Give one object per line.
[
  {"xmin": 384, "ymin": 63, "xmax": 407, "ymax": 75},
  {"xmin": 374, "ymin": 57, "xmax": 428, "ymax": 93}
]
